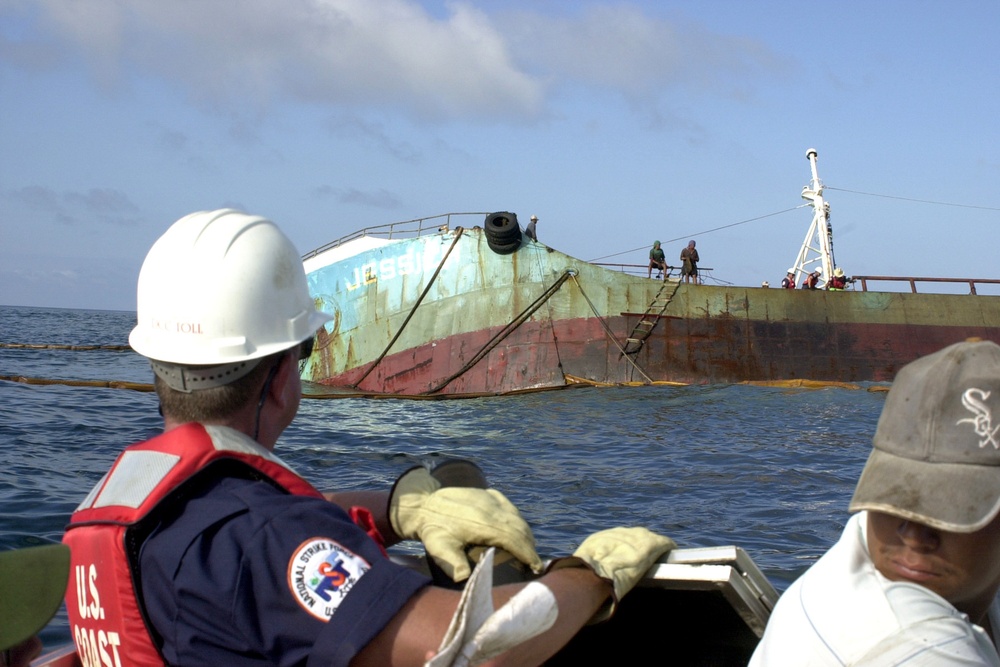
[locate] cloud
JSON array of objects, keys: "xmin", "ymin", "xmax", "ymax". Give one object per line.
[
  {"xmin": 6, "ymin": 185, "xmax": 141, "ymax": 226},
  {"xmin": 6, "ymin": 1, "xmax": 782, "ymax": 123},
  {"xmin": 325, "ymin": 115, "xmax": 421, "ymax": 163},
  {"xmin": 498, "ymin": 5, "xmax": 786, "ymax": 102},
  {"xmin": 312, "ymin": 185, "xmax": 402, "ymax": 209},
  {"xmin": 15, "ymin": 0, "xmax": 542, "ymax": 120}
]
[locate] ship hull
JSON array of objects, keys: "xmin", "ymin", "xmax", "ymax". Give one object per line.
[{"xmin": 302, "ymin": 227, "xmax": 1000, "ymax": 396}]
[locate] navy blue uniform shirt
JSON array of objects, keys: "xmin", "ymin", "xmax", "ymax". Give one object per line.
[{"xmin": 140, "ymin": 476, "xmax": 431, "ymax": 667}]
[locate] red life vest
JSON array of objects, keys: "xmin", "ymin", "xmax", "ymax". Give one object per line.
[
  {"xmin": 63, "ymin": 423, "xmax": 327, "ymax": 667},
  {"xmin": 829, "ymin": 275, "xmax": 848, "ymax": 290}
]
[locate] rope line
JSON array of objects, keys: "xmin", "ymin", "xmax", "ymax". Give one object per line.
[
  {"xmin": 423, "ymin": 270, "xmax": 575, "ymax": 394},
  {"xmin": 0, "ymin": 373, "xmax": 884, "ymax": 396},
  {"xmin": 825, "ymin": 187, "xmax": 1000, "ymax": 211},
  {"xmin": 352, "ymin": 227, "xmax": 465, "ymax": 390},
  {"xmin": 0, "ymin": 343, "xmax": 132, "ymax": 351},
  {"xmin": 568, "ymin": 274, "xmax": 653, "ymax": 384},
  {"xmin": 0, "ymin": 375, "xmax": 153, "ymax": 391},
  {"xmin": 527, "ymin": 244, "xmax": 565, "ymax": 381},
  {"xmin": 588, "ymin": 206, "xmax": 807, "ymax": 263}
]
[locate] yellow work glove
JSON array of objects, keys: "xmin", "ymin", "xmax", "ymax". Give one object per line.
[
  {"xmin": 548, "ymin": 526, "xmax": 675, "ymax": 622},
  {"xmin": 388, "ymin": 467, "xmax": 543, "ymax": 581}
]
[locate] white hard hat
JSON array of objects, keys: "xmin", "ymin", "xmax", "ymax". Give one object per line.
[
  {"xmin": 530, "ymin": 215, "xmax": 538, "ymax": 221},
  {"xmin": 129, "ymin": 209, "xmax": 333, "ymax": 391},
  {"xmin": 787, "ymin": 268, "xmax": 795, "ymax": 274},
  {"xmin": 814, "ymin": 266, "xmax": 823, "ymax": 275}
]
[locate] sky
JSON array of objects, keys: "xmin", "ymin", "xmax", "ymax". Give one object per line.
[{"xmin": 2, "ymin": 0, "xmax": 998, "ymax": 311}]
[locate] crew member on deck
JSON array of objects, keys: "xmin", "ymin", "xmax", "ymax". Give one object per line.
[
  {"xmin": 781, "ymin": 269, "xmax": 796, "ymax": 289},
  {"xmin": 827, "ymin": 267, "xmax": 848, "ymax": 290},
  {"xmin": 648, "ymin": 240, "xmax": 667, "ymax": 280},
  {"xmin": 803, "ymin": 267, "xmax": 822, "ymax": 290},
  {"xmin": 524, "ymin": 215, "xmax": 539, "ymax": 241},
  {"xmin": 680, "ymin": 240, "xmax": 699, "ymax": 284}
]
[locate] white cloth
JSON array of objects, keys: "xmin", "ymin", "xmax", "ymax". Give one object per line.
[
  {"xmin": 426, "ymin": 548, "xmax": 558, "ymax": 667},
  {"xmin": 750, "ymin": 512, "xmax": 1000, "ymax": 666}
]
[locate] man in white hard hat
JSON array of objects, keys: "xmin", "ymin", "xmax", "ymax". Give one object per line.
[
  {"xmin": 750, "ymin": 340, "xmax": 1000, "ymax": 665},
  {"xmin": 781, "ymin": 269, "xmax": 796, "ymax": 289},
  {"xmin": 525, "ymin": 214, "xmax": 538, "ymax": 241},
  {"xmin": 62, "ymin": 209, "xmax": 673, "ymax": 666},
  {"xmin": 802, "ymin": 266, "xmax": 823, "ymax": 290}
]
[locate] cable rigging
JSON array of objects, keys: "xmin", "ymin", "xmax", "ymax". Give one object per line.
[
  {"xmin": 588, "ymin": 184, "xmax": 998, "ymax": 266},
  {"xmin": 588, "ymin": 206, "xmax": 808, "ymax": 263},
  {"xmin": 824, "ymin": 187, "xmax": 1000, "ymax": 212}
]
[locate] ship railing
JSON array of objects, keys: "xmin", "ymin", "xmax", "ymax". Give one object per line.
[
  {"xmin": 592, "ymin": 262, "xmax": 714, "ymax": 278},
  {"xmin": 590, "ymin": 267, "xmax": 998, "ymax": 294},
  {"xmin": 852, "ymin": 275, "xmax": 1000, "ymax": 295},
  {"xmin": 593, "ymin": 262, "xmax": 656, "ymax": 275},
  {"xmin": 302, "ymin": 212, "xmax": 491, "ymax": 261}
]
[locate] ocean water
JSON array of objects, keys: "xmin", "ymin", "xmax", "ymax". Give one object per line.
[{"xmin": 0, "ymin": 305, "xmax": 887, "ymax": 650}]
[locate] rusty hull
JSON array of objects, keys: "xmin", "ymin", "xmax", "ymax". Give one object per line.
[{"xmin": 302, "ymin": 228, "xmax": 1000, "ymax": 396}]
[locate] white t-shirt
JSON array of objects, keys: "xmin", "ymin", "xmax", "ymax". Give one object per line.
[{"xmin": 750, "ymin": 512, "xmax": 1000, "ymax": 666}]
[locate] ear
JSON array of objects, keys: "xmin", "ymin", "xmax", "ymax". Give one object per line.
[{"xmin": 267, "ymin": 351, "xmax": 298, "ymax": 410}]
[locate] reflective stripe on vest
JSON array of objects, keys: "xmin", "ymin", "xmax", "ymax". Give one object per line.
[{"xmin": 64, "ymin": 423, "xmax": 325, "ymax": 666}]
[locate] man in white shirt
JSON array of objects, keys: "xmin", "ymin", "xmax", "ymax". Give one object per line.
[{"xmin": 751, "ymin": 340, "xmax": 1000, "ymax": 666}]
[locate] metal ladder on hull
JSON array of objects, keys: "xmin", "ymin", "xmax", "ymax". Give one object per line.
[{"xmin": 622, "ymin": 281, "xmax": 682, "ymax": 356}]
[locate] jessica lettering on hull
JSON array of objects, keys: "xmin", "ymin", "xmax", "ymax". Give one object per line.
[{"xmin": 344, "ymin": 242, "xmax": 461, "ymax": 292}]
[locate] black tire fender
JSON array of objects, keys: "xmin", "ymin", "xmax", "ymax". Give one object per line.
[
  {"xmin": 484, "ymin": 211, "xmax": 522, "ymax": 246},
  {"xmin": 487, "ymin": 238, "xmax": 522, "ymax": 255}
]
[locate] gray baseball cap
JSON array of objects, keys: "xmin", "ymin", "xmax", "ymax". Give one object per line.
[{"xmin": 850, "ymin": 340, "xmax": 1000, "ymax": 532}]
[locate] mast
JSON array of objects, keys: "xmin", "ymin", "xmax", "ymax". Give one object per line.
[{"xmin": 789, "ymin": 148, "xmax": 836, "ymax": 287}]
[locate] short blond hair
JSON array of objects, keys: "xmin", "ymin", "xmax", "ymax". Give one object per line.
[{"xmin": 153, "ymin": 352, "xmax": 283, "ymax": 423}]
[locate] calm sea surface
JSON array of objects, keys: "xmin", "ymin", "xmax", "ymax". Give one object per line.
[{"xmin": 0, "ymin": 304, "xmax": 887, "ymax": 649}]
